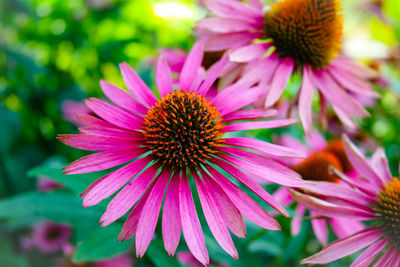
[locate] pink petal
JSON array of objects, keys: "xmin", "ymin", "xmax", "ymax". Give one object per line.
[
  {"xmin": 194, "ymin": 173, "xmax": 238, "ymax": 259},
  {"xmin": 310, "ymin": 211, "xmax": 328, "ymax": 246},
  {"xmin": 156, "ymin": 55, "xmax": 173, "ymax": 97},
  {"xmin": 81, "ymin": 156, "xmax": 152, "ymax": 207},
  {"xmin": 179, "ymin": 172, "xmax": 209, "ymax": 266},
  {"xmin": 162, "ymin": 172, "xmax": 182, "ymax": 256},
  {"xmin": 224, "ymin": 137, "xmax": 307, "ymax": 158},
  {"xmin": 223, "ymin": 109, "xmax": 277, "ymax": 122},
  {"xmin": 119, "ymin": 62, "xmax": 157, "ymax": 107},
  {"xmin": 265, "ymin": 57, "xmax": 295, "ymax": 108},
  {"xmin": 213, "ymin": 83, "xmax": 261, "ymax": 116},
  {"xmin": 100, "ymin": 165, "xmax": 159, "ymax": 226},
  {"xmin": 328, "ymin": 65, "xmax": 379, "ymax": 98},
  {"xmin": 215, "ymin": 158, "xmax": 289, "ymax": 217},
  {"xmin": 79, "ymin": 126, "xmax": 141, "ymax": 138},
  {"xmin": 291, "ymin": 190, "xmax": 375, "ymax": 220},
  {"xmin": 350, "ymin": 238, "xmax": 387, "ymax": 267},
  {"xmin": 100, "ymin": 80, "xmax": 148, "ymax": 115},
  {"xmin": 207, "ymin": 166, "xmax": 281, "ymax": 230},
  {"xmin": 57, "ymin": 134, "xmax": 141, "ymax": 151},
  {"xmin": 75, "ymin": 114, "xmax": 115, "ymax": 128},
  {"xmin": 204, "ymin": 174, "xmax": 246, "ymax": 238},
  {"xmin": 229, "ymin": 43, "xmax": 269, "ymax": 63},
  {"xmin": 197, "ymin": 18, "xmax": 258, "ymax": 33},
  {"xmin": 222, "ymin": 118, "xmax": 298, "ymax": 132},
  {"xmin": 313, "ymin": 70, "xmax": 369, "ymax": 117},
  {"xmin": 332, "ymin": 105, "xmax": 358, "ymax": 130},
  {"xmin": 330, "ymin": 218, "xmax": 365, "ymax": 239},
  {"xmin": 197, "ymin": 52, "xmax": 229, "ymax": 95},
  {"xmin": 298, "ymin": 65, "xmax": 315, "ymax": 135},
  {"xmin": 331, "ymin": 57, "xmax": 379, "ymax": 79},
  {"xmin": 371, "ymin": 148, "xmax": 392, "ymax": 184},
  {"xmin": 180, "ymin": 41, "xmax": 205, "ymax": 92},
  {"xmin": 118, "ymin": 186, "xmax": 152, "ymax": 241},
  {"xmin": 136, "ymin": 170, "xmax": 170, "ymax": 257},
  {"xmin": 291, "ymin": 204, "xmax": 305, "ymax": 236},
  {"xmin": 63, "ymin": 148, "xmax": 146, "ymax": 174},
  {"xmin": 373, "ymin": 245, "xmax": 396, "ymax": 266},
  {"xmin": 204, "ymin": 32, "xmax": 262, "ymax": 51},
  {"xmin": 300, "ymin": 227, "xmax": 382, "ymax": 265},
  {"xmin": 342, "ymin": 135, "xmax": 384, "ymax": 187},
  {"xmin": 203, "ymin": 0, "xmax": 263, "ymax": 23},
  {"xmin": 85, "ymin": 98, "xmax": 143, "ymax": 131},
  {"xmin": 306, "ymin": 131, "xmax": 327, "ymax": 151},
  {"xmin": 239, "ymin": 53, "xmax": 279, "ymax": 84},
  {"xmin": 220, "ymin": 147, "xmax": 303, "ymax": 187}
]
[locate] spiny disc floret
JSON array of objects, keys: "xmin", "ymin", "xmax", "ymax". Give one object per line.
[
  {"xmin": 263, "ymin": 0, "xmax": 343, "ymax": 69},
  {"xmin": 374, "ymin": 178, "xmax": 400, "ymax": 246},
  {"xmin": 143, "ymin": 90, "xmax": 224, "ymax": 169}
]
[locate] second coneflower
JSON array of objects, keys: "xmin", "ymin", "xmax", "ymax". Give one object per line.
[
  {"xmin": 197, "ymin": 0, "xmax": 379, "ymax": 133},
  {"xmin": 58, "ymin": 41, "xmax": 306, "ymax": 265}
]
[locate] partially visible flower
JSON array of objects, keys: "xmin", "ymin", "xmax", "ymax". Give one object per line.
[
  {"xmin": 292, "ymin": 135, "xmax": 400, "ymax": 266},
  {"xmin": 55, "ymin": 251, "xmax": 133, "ymax": 267},
  {"xmin": 177, "ymin": 251, "xmax": 227, "ymax": 267},
  {"xmin": 22, "ymin": 221, "xmax": 71, "ymax": 254},
  {"xmin": 37, "ymin": 176, "xmax": 64, "ymax": 192},
  {"xmin": 197, "ymin": 0, "xmax": 380, "ymax": 134},
  {"xmin": 59, "ymin": 41, "xmax": 306, "ymax": 265},
  {"xmin": 273, "ymin": 132, "xmax": 363, "ymax": 245}
]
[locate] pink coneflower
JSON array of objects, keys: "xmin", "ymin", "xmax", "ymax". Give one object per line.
[
  {"xmin": 273, "ymin": 132, "xmax": 363, "ymax": 245},
  {"xmin": 58, "ymin": 41, "xmax": 306, "ymax": 265},
  {"xmin": 55, "ymin": 251, "xmax": 133, "ymax": 267},
  {"xmin": 197, "ymin": 0, "xmax": 379, "ymax": 133},
  {"xmin": 23, "ymin": 221, "xmax": 71, "ymax": 254},
  {"xmin": 292, "ymin": 135, "xmax": 400, "ymax": 266},
  {"xmin": 37, "ymin": 176, "xmax": 64, "ymax": 192}
]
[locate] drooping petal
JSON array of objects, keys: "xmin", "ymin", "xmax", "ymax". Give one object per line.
[
  {"xmin": 162, "ymin": 172, "xmax": 182, "ymax": 256},
  {"xmin": 81, "ymin": 156, "xmax": 152, "ymax": 207},
  {"xmin": 223, "ymin": 118, "xmax": 298, "ymax": 132},
  {"xmin": 75, "ymin": 114, "xmax": 116, "ymax": 128},
  {"xmin": 342, "ymin": 135, "xmax": 384, "ymax": 187},
  {"xmin": 230, "ymin": 43, "xmax": 270, "ymax": 63},
  {"xmin": 204, "ymin": 32, "xmax": 262, "ymax": 51},
  {"xmin": 298, "ymin": 65, "xmax": 315, "ymax": 135},
  {"xmin": 180, "ymin": 41, "xmax": 205, "ymax": 92},
  {"xmin": 291, "ymin": 204, "xmax": 305, "ymax": 236},
  {"xmin": 207, "ymin": 166, "xmax": 281, "ymax": 230},
  {"xmin": 215, "ymin": 158, "xmax": 289, "ymax": 217},
  {"xmin": 330, "ymin": 218, "xmax": 365, "ymax": 240},
  {"xmin": 197, "ymin": 18, "xmax": 258, "ymax": 33},
  {"xmin": 119, "ymin": 62, "xmax": 158, "ymax": 107},
  {"xmin": 224, "ymin": 137, "xmax": 307, "ymax": 158},
  {"xmin": 313, "ymin": 70, "xmax": 369, "ymax": 117},
  {"xmin": 136, "ymin": 171, "xmax": 170, "ymax": 257},
  {"xmin": 85, "ymin": 98, "xmax": 143, "ymax": 131},
  {"xmin": 204, "ymin": 174, "xmax": 246, "ymax": 238},
  {"xmin": 100, "ymin": 80, "xmax": 148, "ymax": 115},
  {"xmin": 100, "ymin": 165, "xmax": 159, "ymax": 226},
  {"xmin": 371, "ymin": 148, "xmax": 392, "ymax": 183},
  {"xmin": 239, "ymin": 53, "xmax": 280, "ymax": 84},
  {"xmin": 373, "ymin": 246, "xmax": 396, "ymax": 266},
  {"xmin": 350, "ymin": 237, "xmax": 387, "ymax": 267},
  {"xmin": 63, "ymin": 148, "xmax": 146, "ymax": 174},
  {"xmin": 265, "ymin": 57, "xmax": 295, "ymax": 108},
  {"xmin": 291, "ymin": 190, "xmax": 375, "ymax": 220},
  {"xmin": 310, "ymin": 211, "xmax": 328, "ymax": 246},
  {"xmin": 203, "ymin": 0, "xmax": 263, "ymax": 23},
  {"xmin": 156, "ymin": 56, "xmax": 173, "ymax": 97},
  {"xmin": 300, "ymin": 227, "xmax": 382, "ymax": 265},
  {"xmin": 194, "ymin": 173, "xmax": 238, "ymax": 259},
  {"xmin": 179, "ymin": 172, "xmax": 209, "ymax": 266}
]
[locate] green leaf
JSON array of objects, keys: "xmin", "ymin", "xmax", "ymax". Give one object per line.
[{"xmin": 72, "ymin": 224, "xmax": 131, "ymax": 263}]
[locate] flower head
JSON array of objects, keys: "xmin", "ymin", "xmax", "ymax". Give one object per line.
[
  {"xmin": 58, "ymin": 41, "xmax": 306, "ymax": 265},
  {"xmin": 197, "ymin": 0, "xmax": 379, "ymax": 134},
  {"xmin": 292, "ymin": 135, "xmax": 400, "ymax": 266}
]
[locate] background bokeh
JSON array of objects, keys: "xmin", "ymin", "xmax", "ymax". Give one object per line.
[{"xmin": 0, "ymin": 0, "xmax": 399, "ymax": 266}]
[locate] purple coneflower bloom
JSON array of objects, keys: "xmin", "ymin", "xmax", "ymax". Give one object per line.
[
  {"xmin": 23, "ymin": 221, "xmax": 71, "ymax": 254},
  {"xmin": 197, "ymin": 0, "xmax": 379, "ymax": 133},
  {"xmin": 273, "ymin": 132, "xmax": 363, "ymax": 245},
  {"xmin": 58, "ymin": 41, "xmax": 306, "ymax": 265},
  {"xmin": 292, "ymin": 135, "xmax": 400, "ymax": 266}
]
